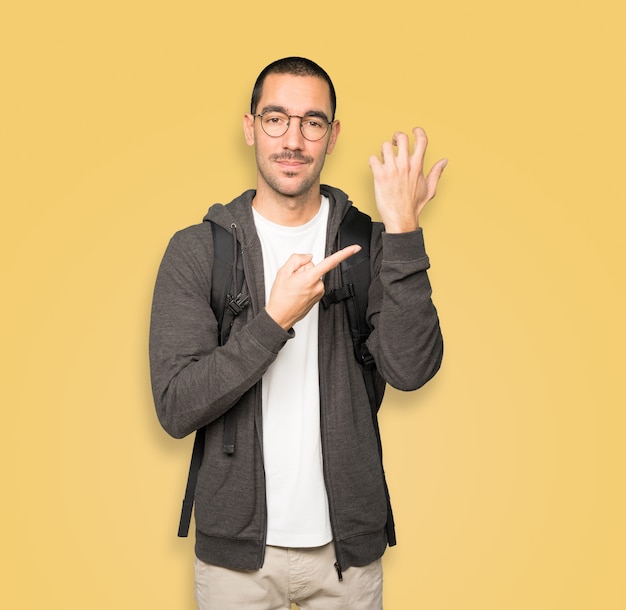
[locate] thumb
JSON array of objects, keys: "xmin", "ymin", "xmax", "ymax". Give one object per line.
[
  {"xmin": 431, "ymin": 158, "xmax": 448, "ymax": 179},
  {"xmin": 426, "ymin": 158, "xmax": 448, "ymax": 197}
]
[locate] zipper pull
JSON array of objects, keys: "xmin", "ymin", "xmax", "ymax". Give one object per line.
[{"xmin": 334, "ymin": 561, "xmax": 343, "ymax": 582}]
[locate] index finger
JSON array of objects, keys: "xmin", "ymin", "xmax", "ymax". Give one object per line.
[{"xmin": 314, "ymin": 245, "xmax": 361, "ymax": 277}]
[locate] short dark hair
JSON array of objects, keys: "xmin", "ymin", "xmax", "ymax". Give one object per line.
[{"xmin": 250, "ymin": 57, "xmax": 337, "ymax": 120}]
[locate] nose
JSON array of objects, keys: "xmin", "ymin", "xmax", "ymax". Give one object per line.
[{"xmin": 283, "ymin": 117, "xmax": 305, "ymax": 149}]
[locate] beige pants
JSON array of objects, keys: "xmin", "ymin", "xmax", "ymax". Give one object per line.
[{"xmin": 194, "ymin": 543, "xmax": 383, "ymax": 610}]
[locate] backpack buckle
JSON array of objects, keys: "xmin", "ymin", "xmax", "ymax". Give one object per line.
[{"xmin": 226, "ymin": 293, "xmax": 250, "ymax": 316}]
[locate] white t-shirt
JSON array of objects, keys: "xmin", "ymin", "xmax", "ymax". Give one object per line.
[{"xmin": 252, "ymin": 196, "xmax": 332, "ymax": 547}]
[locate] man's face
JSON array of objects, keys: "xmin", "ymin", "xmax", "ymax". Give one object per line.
[{"xmin": 243, "ymin": 73, "xmax": 340, "ymax": 200}]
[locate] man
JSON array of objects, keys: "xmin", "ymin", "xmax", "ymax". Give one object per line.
[{"xmin": 150, "ymin": 56, "xmax": 446, "ymax": 609}]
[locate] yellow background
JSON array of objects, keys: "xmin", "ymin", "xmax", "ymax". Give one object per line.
[{"xmin": 2, "ymin": 1, "xmax": 625, "ymax": 608}]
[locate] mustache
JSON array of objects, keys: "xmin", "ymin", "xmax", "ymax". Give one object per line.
[{"xmin": 270, "ymin": 152, "xmax": 313, "ymax": 163}]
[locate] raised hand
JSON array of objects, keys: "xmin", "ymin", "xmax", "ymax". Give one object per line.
[
  {"xmin": 265, "ymin": 245, "xmax": 361, "ymax": 330},
  {"xmin": 369, "ymin": 127, "xmax": 447, "ymax": 233}
]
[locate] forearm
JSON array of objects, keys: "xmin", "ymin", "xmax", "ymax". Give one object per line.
[
  {"xmin": 150, "ymin": 308, "xmax": 290, "ymax": 438},
  {"xmin": 149, "ymin": 231, "xmax": 291, "ymax": 439},
  {"xmin": 366, "ymin": 228, "xmax": 443, "ymax": 391}
]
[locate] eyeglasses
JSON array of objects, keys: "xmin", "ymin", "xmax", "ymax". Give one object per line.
[{"xmin": 254, "ymin": 111, "xmax": 332, "ymax": 142}]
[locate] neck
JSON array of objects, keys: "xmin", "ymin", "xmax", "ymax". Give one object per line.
[{"xmin": 252, "ymin": 185, "xmax": 322, "ymax": 227}]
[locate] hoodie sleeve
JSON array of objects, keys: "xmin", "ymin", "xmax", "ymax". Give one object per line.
[
  {"xmin": 149, "ymin": 225, "xmax": 292, "ymax": 439},
  {"xmin": 365, "ymin": 224, "xmax": 443, "ymax": 391}
]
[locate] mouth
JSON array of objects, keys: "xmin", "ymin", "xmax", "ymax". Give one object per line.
[
  {"xmin": 271, "ymin": 153, "xmax": 312, "ymax": 169},
  {"xmin": 277, "ymin": 160, "xmax": 306, "ymax": 169}
]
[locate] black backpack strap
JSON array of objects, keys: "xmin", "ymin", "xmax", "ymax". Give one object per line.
[
  {"xmin": 322, "ymin": 206, "xmax": 396, "ymax": 546},
  {"xmin": 337, "ymin": 206, "xmax": 374, "ymax": 367},
  {"xmin": 212, "ymin": 222, "xmax": 249, "ymax": 348},
  {"xmin": 178, "ymin": 430, "xmax": 205, "ymax": 537},
  {"xmin": 212, "ymin": 222, "xmax": 248, "ymax": 456},
  {"xmin": 321, "ymin": 205, "xmax": 373, "ymax": 367},
  {"xmin": 178, "ymin": 220, "xmax": 248, "ymax": 538}
]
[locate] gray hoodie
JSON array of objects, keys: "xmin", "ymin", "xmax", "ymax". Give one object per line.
[{"xmin": 149, "ymin": 185, "xmax": 443, "ymax": 571}]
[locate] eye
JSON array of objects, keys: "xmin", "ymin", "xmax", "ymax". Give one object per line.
[
  {"xmin": 304, "ymin": 118, "xmax": 324, "ymax": 130},
  {"xmin": 264, "ymin": 113, "xmax": 288, "ymax": 125}
]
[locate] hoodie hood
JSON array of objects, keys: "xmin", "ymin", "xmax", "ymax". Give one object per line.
[{"xmin": 202, "ymin": 185, "xmax": 354, "ymax": 255}]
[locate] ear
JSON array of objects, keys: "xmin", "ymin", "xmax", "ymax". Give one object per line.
[
  {"xmin": 243, "ymin": 113, "xmax": 256, "ymax": 146},
  {"xmin": 325, "ymin": 120, "xmax": 341, "ymax": 155}
]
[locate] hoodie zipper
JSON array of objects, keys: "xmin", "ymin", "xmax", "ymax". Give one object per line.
[{"xmin": 238, "ymin": 225, "xmax": 269, "ymax": 569}]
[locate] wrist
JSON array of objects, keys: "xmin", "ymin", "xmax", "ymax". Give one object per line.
[
  {"xmin": 265, "ymin": 304, "xmax": 293, "ymax": 331},
  {"xmin": 383, "ymin": 221, "xmax": 419, "ymax": 233}
]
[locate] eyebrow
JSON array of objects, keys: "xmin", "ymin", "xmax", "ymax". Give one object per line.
[{"xmin": 259, "ymin": 105, "xmax": 330, "ymax": 122}]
